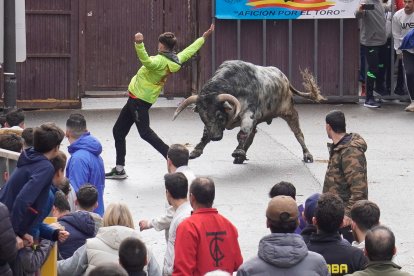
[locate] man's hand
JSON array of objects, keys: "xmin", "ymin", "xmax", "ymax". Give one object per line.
[
  {"xmin": 16, "ymin": 236, "xmax": 24, "ymax": 250},
  {"xmin": 135, "ymin": 33, "xmax": 144, "ymax": 44},
  {"xmin": 23, "ymin": 233, "xmax": 34, "ymax": 247},
  {"xmin": 58, "ymin": 230, "xmax": 70, "ymax": 243},
  {"xmin": 202, "ymin": 24, "xmax": 215, "ymax": 39},
  {"xmin": 139, "ymin": 220, "xmax": 151, "ymax": 231}
]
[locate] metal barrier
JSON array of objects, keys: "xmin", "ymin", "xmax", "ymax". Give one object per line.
[{"xmin": 0, "ymin": 148, "xmax": 19, "ymax": 189}]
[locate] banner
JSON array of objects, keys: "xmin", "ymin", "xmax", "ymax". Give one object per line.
[{"xmin": 216, "ymin": 0, "xmax": 360, "ymax": 20}]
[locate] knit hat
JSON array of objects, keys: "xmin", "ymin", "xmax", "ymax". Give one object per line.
[
  {"xmin": 266, "ymin": 195, "xmax": 298, "ymax": 223},
  {"xmin": 303, "ymin": 193, "xmax": 321, "ymax": 224}
]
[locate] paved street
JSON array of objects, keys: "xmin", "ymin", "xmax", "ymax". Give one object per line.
[{"xmin": 26, "ymin": 99, "xmax": 414, "ymax": 273}]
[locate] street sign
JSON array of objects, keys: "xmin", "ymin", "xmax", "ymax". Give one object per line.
[{"xmin": 0, "ymin": 0, "xmax": 26, "ymax": 63}]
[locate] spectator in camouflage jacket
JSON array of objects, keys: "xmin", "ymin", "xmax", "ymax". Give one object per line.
[{"xmin": 323, "ymin": 110, "xmax": 368, "ymax": 230}]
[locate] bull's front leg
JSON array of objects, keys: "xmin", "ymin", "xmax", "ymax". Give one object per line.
[
  {"xmin": 232, "ymin": 113, "xmax": 255, "ymax": 164},
  {"xmin": 189, "ymin": 126, "xmax": 211, "ymax": 159}
]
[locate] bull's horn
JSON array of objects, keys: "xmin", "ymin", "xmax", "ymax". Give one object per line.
[
  {"xmin": 217, "ymin": 94, "xmax": 241, "ymax": 122},
  {"xmin": 173, "ymin": 95, "xmax": 198, "ymax": 120}
]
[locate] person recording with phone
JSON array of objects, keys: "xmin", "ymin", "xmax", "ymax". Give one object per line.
[{"xmin": 355, "ymin": 1, "xmax": 390, "ymax": 108}]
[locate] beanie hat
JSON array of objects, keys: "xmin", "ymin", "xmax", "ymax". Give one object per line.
[{"xmin": 304, "ymin": 193, "xmax": 321, "ymax": 224}]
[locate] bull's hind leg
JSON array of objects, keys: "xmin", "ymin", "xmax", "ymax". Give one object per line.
[
  {"xmin": 280, "ymin": 109, "xmax": 313, "ymax": 163},
  {"xmin": 189, "ymin": 126, "xmax": 211, "ymax": 159}
]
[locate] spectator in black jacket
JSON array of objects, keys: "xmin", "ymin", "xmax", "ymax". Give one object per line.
[
  {"xmin": 0, "ymin": 202, "xmax": 19, "ymax": 276},
  {"xmin": 307, "ymin": 193, "xmax": 368, "ymax": 276}
]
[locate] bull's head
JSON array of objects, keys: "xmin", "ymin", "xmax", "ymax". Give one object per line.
[{"xmin": 173, "ymin": 94, "xmax": 241, "ymax": 141}]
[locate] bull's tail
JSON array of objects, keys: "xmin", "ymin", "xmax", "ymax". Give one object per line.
[{"xmin": 290, "ymin": 68, "xmax": 325, "ymax": 103}]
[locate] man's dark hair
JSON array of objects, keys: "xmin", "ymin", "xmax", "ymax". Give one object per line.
[
  {"xmin": 76, "ymin": 184, "xmax": 98, "ymax": 210},
  {"xmin": 365, "ymin": 225, "xmax": 395, "ymax": 262},
  {"xmin": 50, "ymin": 151, "xmax": 67, "ymax": 172},
  {"xmin": 53, "ymin": 191, "xmax": 70, "ymax": 213},
  {"xmin": 167, "ymin": 144, "xmax": 189, "ymax": 168},
  {"xmin": 22, "ymin": 127, "xmax": 34, "ymax": 148},
  {"xmin": 59, "ymin": 177, "xmax": 71, "ymax": 196},
  {"xmin": 119, "ymin": 237, "xmax": 147, "ymax": 273},
  {"xmin": 66, "ymin": 113, "xmax": 87, "ymax": 138},
  {"xmin": 268, "ymin": 219, "xmax": 298, "ymax": 234},
  {"xmin": 268, "ymin": 181, "xmax": 296, "ymax": 200},
  {"xmin": 325, "ymin": 110, "xmax": 346, "ymax": 133},
  {"xmin": 315, "ymin": 193, "xmax": 344, "ymax": 233},
  {"xmin": 164, "ymin": 172, "xmax": 188, "ymax": 200},
  {"xmin": 5, "ymin": 109, "xmax": 24, "ymax": 127},
  {"xmin": 0, "ymin": 134, "xmax": 23, "ymax": 152},
  {"xmin": 158, "ymin": 32, "xmax": 177, "ymax": 51},
  {"xmin": 33, "ymin": 123, "xmax": 65, "ymax": 153},
  {"xmin": 190, "ymin": 177, "xmax": 215, "ymax": 208},
  {"xmin": 89, "ymin": 263, "xmax": 128, "ymax": 276},
  {"xmin": 350, "ymin": 200, "xmax": 380, "ymax": 232}
]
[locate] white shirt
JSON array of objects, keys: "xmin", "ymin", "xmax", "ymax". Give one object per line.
[
  {"xmin": 392, "ymin": 9, "xmax": 414, "ymax": 54},
  {"xmin": 162, "ymin": 201, "xmax": 192, "ymax": 276},
  {"xmin": 150, "ymin": 166, "xmax": 196, "ymax": 238}
]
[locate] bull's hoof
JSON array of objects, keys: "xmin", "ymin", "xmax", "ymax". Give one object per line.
[
  {"xmin": 189, "ymin": 149, "xmax": 203, "ymax": 159},
  {"xmin": 231, "ymin": 149, "xmax": 246, "ymax": 158},
  {"xmin": 303, "ymin": 153, "xmax": 314, "ymax": 163},
  {"xmin": 233, "ymin": 156, "xmax": 247, "ymax": 164}
]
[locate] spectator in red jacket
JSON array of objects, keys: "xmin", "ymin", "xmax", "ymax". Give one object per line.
[{"xmin": 173, "ymin": 177, "xmax": 243, "ymax": 276}]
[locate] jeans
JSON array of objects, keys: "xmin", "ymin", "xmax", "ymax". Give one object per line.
[{"xmin": 112, "ymin": 97, "xmax": 169, "ymax": 166}]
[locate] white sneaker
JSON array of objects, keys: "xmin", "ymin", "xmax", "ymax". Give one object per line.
[{"xmin": 404, "ymin": 103, "xmax": 414, "ymax": 112}]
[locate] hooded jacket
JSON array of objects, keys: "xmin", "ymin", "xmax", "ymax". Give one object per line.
[
  {"xmin": 58, "ymin": 211, "xmax": 96, "ymax": 259},
  {"xmin": 66, "ymin": 132, "xmax": 105, "ymax": 216},
  {"xmin": 308, "ymin": 232, "xmax": 368, "ymax": 276},
  {"xmin": 0, "ymin": 148, "xmax": 55, "ymax": 237},
  {"xmin": 355, "ymin": 0, "xmax": 387, "ymax": 47},
  {"xmin": 57, "ymin": 226, "xmax": 161, "ymax": 276},
  {"xmin": 237, "ymin": 233, "xmax": 329, "ymax": 276},
  {"xmin": 323, "ymin": 133, "xmax": 368, "ymax": 216},
  {"xmin": 128, "ymin": 37, "xmax": 205, "ymax": 104},
  {"xmin": 0, "ymin": 202, "xmax": 17, "ymax": 276}
]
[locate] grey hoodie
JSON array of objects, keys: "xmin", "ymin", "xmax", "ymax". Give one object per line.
[
  {"xmin": 237, "ymin": 233, "xmax": 329, "ymax": 276},
  {"xmin": 355, "ymin": 0, "xmax": 387, "ymax": 46}
]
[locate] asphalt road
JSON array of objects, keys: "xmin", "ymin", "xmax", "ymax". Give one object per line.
[{"xmin": 25, "ymin": 99, "xmax": 414, "ymax": 273}]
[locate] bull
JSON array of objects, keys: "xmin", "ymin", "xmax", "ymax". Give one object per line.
[{"xmin": 173, "ymin": 60, "xmax": 324, "ymax": 164}]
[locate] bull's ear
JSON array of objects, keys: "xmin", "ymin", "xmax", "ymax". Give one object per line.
[
  {"xmin": 223, "ymin": 101, "xmax": 233, "ymax": 111},
  {"xmin": 191, "ymin": 105, "xmax": 199, "ymax": 113}
]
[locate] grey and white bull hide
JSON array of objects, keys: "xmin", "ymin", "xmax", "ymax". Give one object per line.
[{"xmin": 173, "ymin": 60, "xmax": 325, "ymax": 164}]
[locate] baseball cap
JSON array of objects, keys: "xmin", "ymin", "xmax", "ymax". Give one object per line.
[
  {"xmin": 304, "ymin": 193, "xmax": 321, "ymax": 224},
  {"xmin": 266, "ymin": 195, "xmax": 298, "ymax": 223}
]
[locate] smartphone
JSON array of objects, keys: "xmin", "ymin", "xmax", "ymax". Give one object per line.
[{"xmin": 361, "ymin": 3, "xmax": 375, "ymax": 10}]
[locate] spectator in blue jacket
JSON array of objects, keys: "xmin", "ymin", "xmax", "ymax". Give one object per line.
[
  {"xmin": 65, "ymin": 113, "xmax": 105, "ymax": 216},
  {"xmin": 0, "ymin": 123, "xmax": 65, "ymax": 246}
]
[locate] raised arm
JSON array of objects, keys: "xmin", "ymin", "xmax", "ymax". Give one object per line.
[{"xmin": 177, "ymin": 24, "xmax": 215, "ymax": 64}]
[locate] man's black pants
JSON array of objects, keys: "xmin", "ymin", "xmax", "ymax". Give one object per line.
[
  {"xmin": 403, "ymin": 51, "xmax": 414, "ymax": 101},
  {"xmin": 363, "ymin": 44, "xmax": 386, "ymax": 99},
  {"xmin": 113, "ymin": 97, "xmax": 169, "ymax": 166}
]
